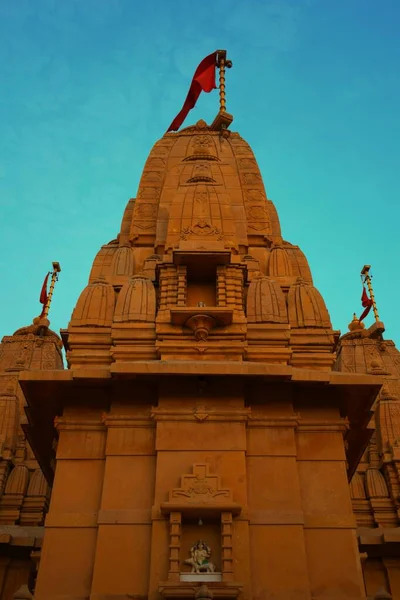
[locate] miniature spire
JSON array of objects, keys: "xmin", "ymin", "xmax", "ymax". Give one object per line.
[
  {"xmin": 360, "ymin": 265, "xmax": 379, "ymax": 323},
  {"xmin": 348, "ymin": 313, "xmax": 365, "ymax": 332},
  {"xmin": 39, "ymin": 262, "xmax": 61, "ymax": 321}
]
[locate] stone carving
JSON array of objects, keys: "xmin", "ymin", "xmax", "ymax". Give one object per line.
[
  {"xmin": 181, "ymin": 221, "xmax": 223, "ymax": 241},
  {"xmin": 194, "ymin": 191, "xmax": 208, "ymax": 211},
  {"xmin": 184, "ymin": 540, "xmax": 216, "ymax": 574},
  {"xmin": 245, "ymin": 189, "xmax": 266, "ymax": 203},
  {"xmin": 238, "ymin": 158, "xmax": 256, "ymax": 169},
  {"xmin": 136, "ymin": 204, "xmax": 157, "ymax": 218},
  {"xmin": 153, "ymin": 146, "xmax": 169, "ymax": 156},
  {"xmin": 193, "ymin": 405, "xmax": 209, "ymax": 422},
  {"xmin": 185, "ymin": 315, "xmax": 216, "ymax": 342},
  {"xmin": 233, "ymin": 145, "xmax": 252, "ymax": 155},
  {"xmin": 137, "ymin": 187, "xmax": 160, "ymax": 199},
  {"xmin": 133, "ymin": 203, "xmax": 158, "ymax": 230},
  {"xmin": 146, "ymin": 157, "xmax": 166, "ymax": 169},
  {"xmin": 187, "ymin": 163, "xmax": 216, "ymax": 184},
  {"xmin": 241, "ymin": 173, "xmax": 262, "ymax": 186},
  {"xmin": 193, "ymin": 136, "xmax": 213, "ymax": 150},
  {"xmin": 246, "ymin": 206, "xmax": 270, "ymax": 231},
  {"xmin": 170, "ymin": 464, "xmax": 231, "ymax": 502},
  {"xmin": 142, "ymin": 171, "xmax": 162, "ymax": 183}
]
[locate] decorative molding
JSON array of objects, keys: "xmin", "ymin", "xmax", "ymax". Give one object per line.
[
  {"xmin": 161, "ymin": 464, "xmax": 241, "ymax": 516},
  {"xmin": 296, "ymin": 418, "xmax": 349, "ymax": 434},
  {"xmin": 102, "ymin": 413, "xmax": 154, "ymax": 429},
  {"xmin": 151, "ymin": 406, "xmax": 251, "ymax": 423},
  {"xmin": 247, "ymin": 415, "xmax": 298, "ymax": 429},
  {"xmin": 54, "ymin": 417, "xmax": 106, "ymax": 433}
]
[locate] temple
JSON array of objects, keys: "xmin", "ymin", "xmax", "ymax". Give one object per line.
[{"xmin": 0, "ymin": 103, "xmax": 400, "ymax": 600}]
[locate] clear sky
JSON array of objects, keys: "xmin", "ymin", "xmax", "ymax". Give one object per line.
[{"xmin": 1, "ymin": 0, "xmax": 399, "ymax": 349}]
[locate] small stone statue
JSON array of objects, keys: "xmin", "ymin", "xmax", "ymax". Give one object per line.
[{"xmin": 185, "ymin": 540, "xmax": 216, "ymax": 573}]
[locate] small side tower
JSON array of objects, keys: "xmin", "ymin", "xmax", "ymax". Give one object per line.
[{"xmin": 0, "ymin": 312, "xmax": 63, "ymax": 598}]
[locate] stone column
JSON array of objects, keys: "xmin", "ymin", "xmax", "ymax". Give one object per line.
[
  {"xmin": 246, "ymin": 403, "xmax": 312, "ymax": 600},
  {"xmin": 34, "ymin": 410, "xmax": 106, "ymax": 600},
  {"xmin": 297, "ymin": 412, "xmax": 366, "ymax": 600},
  {"xmin": 89, "ymin": 405, "xmax": 156, "ymax": 600},
  {"xmin": 384, "ymin": 560, "xmax": 400, "ymax": 600}
]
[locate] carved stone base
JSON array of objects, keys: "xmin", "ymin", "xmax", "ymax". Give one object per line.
[
  {"xmin": 180, "ymin": 573, "xmax": 222, "ymax": 583},
  {"xmin": 159, "ymin": 581, "xmax": 242, "ymax": 599}
]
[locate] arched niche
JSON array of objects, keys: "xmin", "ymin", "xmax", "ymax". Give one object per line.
[{"xmin": 159, "ymin": 464, "xmax": 242, "ymax": 600}]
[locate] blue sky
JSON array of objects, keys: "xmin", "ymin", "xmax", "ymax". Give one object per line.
[{"xmin": 1, "ymin": 0, "xmax": 399, "ymax": 348}]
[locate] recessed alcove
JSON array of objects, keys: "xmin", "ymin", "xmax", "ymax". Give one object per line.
[
  {"xmin": 180, "ymin": 514, "xmax": 222, "ymax": 582},
  {"xmin": 186, "ymin": 263, "xmax": 217, "ymax": 307},
  {"xmin": 158, "ymin": 464, "xmax": 242, "ymax": 599}
]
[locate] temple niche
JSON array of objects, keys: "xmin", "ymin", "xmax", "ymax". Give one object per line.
[{"xmin": 0, "ymin": 108, "xmax": 399, "ymax": 600}]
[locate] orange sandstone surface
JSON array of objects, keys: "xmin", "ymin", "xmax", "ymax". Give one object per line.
[{"xmin": 0, "ymin": 118, "xmax": 399, "ymax": 600}]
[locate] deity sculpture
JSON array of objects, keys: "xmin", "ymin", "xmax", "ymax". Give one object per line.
[{"xmin": 184, "ymin": 540, "xmax": 216, "ymax": 573}]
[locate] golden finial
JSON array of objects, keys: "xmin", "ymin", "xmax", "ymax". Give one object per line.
[
  {"xmin": 216, "ymin": 50, "xmax": 232, "ymax": 114},
  {"xmin": 361, "ymin": 265, "xmax": 379, "ymax": 322},
  {"xmin": 41, "ymin": 262, "xmax": 61, "ymax": 320},
  {"xmin": 210, "ymin": 51, "xmax": 233, "ymax": 131}
]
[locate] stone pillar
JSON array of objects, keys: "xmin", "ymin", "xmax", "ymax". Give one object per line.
[
  {"xmin": 34, "ymin": 410, "xmax": 106, "ymax": 600},
  {"xmin": 168, "ymin": 512, "xmax": 181, "ymax": 581},
  {"xmin": 221, "ymin": 512, "xmax": 233, "ymax": 582},
  {"xmin": 246, "ymin": 402, "xmax": 311, "ymax": 600},
  {"xmin": 297, "ymin": 411, "xmax": 366, "ymax": 600},
  {"xmin": 89, "ymin": 405, "xmax": 156, "ymax": 600},
  {"xmin": 384, "ymin": 560, "xmax": 400, "ymax": 600}
]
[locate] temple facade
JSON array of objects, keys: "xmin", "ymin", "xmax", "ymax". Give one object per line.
[{"xmin": 0, "ymin": 114, "xmax": 399, "ymax": 600}]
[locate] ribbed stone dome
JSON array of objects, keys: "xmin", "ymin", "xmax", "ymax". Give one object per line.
[
  {"xmin": 246, "ymin": 276, "xmax": 288, "ymax": 323},
  {"xmin": 27, "ymin": 468, "xmax": 49, "ymax": 497},
  {"xmin": 70, "ymin": 279, "xmax": 115, "ymax": 327},
  {"xmin": 114, "ymin": 276, "xmax": 156, "ymax": 323},
  {"xmin": 5, "ymin": 464, "xmax": 29, "ymax": 495},
  {"xmin": 365, "ymin": 468, "xmax": 390, "ymax": 499},
  {"xmin": 287, "ymin": 279, "xmax": 331, "ymax": 328},
  {"xmin": 268, "ymin": 246, "xmax": 293, "ymax": 278},
  {"xmin": 349, "ymin": 472, "xmax": 366, "ymax": 499}
]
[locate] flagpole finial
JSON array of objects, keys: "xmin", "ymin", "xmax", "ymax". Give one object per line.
[
  {"xmin": 210, "ymin": 50, "xmax": 233, "ymax": 132},
  {"xmin": 40, "ymin": 262, "xmax": 61, "ymax": 323},
  {"xmin": 216, "ymin": 50, "xmax": 232, "ymax": 114},
  {"xmin": 360, "ymin": 264, "xmax": 380, "ymax": 323}
]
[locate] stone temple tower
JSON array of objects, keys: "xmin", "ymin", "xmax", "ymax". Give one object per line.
[{"xmin": 13, "ymin": 116, "xmax": 384, "ymax": 600}]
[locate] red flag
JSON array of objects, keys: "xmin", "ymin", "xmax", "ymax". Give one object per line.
[
  {"xmin": 39, "ymin": 273, "xmax": 50, "ymax": 317},
  {"xmin": 359, "ymin": 286, "xmax": 373, "ymax": 322},
  {"xmin": 167, "ymin": 52, "xmax": 218, "ymax": 132}
]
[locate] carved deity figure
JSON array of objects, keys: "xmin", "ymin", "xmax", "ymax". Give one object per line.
[{"xmin": 184, "ymin": 540, "xmax": 216, "ymax": 574}]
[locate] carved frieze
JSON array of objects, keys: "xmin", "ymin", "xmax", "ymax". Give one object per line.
[{"xmin": 181, "ymin": 221, "xmax": 223, "ymax": 241}]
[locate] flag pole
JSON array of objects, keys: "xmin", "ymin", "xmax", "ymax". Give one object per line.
[
  {"xmin": 361, "ymin": 265, "xmax": 379, "ymax": 322},
  {"xmin": 42, "ymin": 262, "xmax": 61, "ymax": 320},
  {"xmin": 216, "ymin": 50, "xmax": 232, "ymax": 114}
]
